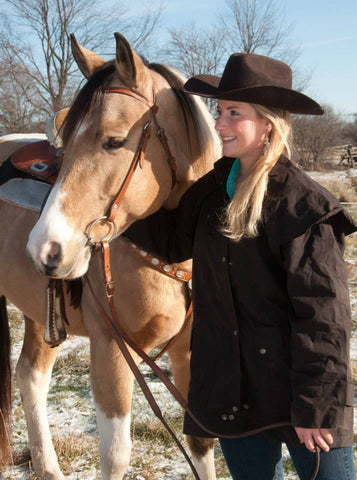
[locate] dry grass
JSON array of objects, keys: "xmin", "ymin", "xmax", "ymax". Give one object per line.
[
  {"xmin": 351, "ymin": 360, "xmax": 357, "ymax": 383},
  {"xmin": 317, "ymin": 178, "xmax": 357, "ymax": 203},
  {"xmin": 52, "ymin": 433, "xmax": 99, "ymax": 476}
]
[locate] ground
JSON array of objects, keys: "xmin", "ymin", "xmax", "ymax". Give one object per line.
[{"xmin": 1, "ymin": 167, "xmax": 357, "ymax": 480}]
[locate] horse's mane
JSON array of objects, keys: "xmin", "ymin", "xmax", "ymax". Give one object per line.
[{"xmin": 62, "ymin": 60, "xmax": 217, "ymax": 175}]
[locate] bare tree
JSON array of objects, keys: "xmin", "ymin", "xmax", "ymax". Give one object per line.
[
  {"xmin": 292, "ymin": 106, "xmax": 345, "ymax": 169},
  {"xmin": 220, "ymin": 0, "xmax": 293, "ymax": 54},
  {"xmin": 343, "ymin": 114, "xmax": 357, "ymax": 144},
  {"xmin": 218, "ymin": 0, "xmax": 311, "ymax": 90},
  {"xmin": 165, "ymin": 23, "xmax": 226, "ymax": 77},
  {"xmin": 0, "ymin": 0, "xmax": 162, "ymax": 123},
  {"xmin": 0, "ymin": 59, "xmax": 46, "ymax": 133}
]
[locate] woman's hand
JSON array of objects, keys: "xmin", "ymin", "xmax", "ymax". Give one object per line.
[{"xmin": 294, "ymin": 427, "xmax": 333, "ymax": 452}]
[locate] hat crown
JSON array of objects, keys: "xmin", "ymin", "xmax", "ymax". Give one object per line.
[{"xmin": 219, "ymin": 53, "xmax": 292, "ymax": 91}]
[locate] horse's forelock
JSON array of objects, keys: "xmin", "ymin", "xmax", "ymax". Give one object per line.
[{"xmin": 62, "ymin": 61, "xmax": 117, "ymax": 146}]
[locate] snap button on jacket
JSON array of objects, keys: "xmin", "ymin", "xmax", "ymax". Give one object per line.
[{"xmin": 123, "ymin": 155, "xmax": 356, "ymax": 446}]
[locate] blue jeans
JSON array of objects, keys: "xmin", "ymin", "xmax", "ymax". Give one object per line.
[{"xmin": 219, "ymin": 436, "xmax": 355, "ymax": 480}]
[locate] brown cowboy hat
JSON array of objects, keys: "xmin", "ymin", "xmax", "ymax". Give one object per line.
[{"xmin": 184, "ymin": 53, "xmax": 324, "ymax": 115}]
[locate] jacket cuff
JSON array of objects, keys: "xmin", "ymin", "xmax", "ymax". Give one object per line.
[{"xmin": 291, "ymin": 381, "xmax": 354, "ymax": 429}]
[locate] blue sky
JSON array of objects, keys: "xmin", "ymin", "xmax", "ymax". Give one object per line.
[
  {"xmin": 3, "ymin": 0, "xmax": 355, "ymax": 118},
  {"xmin": 143, "ymin": 0, "xmax": 357, "ymax": 120}
]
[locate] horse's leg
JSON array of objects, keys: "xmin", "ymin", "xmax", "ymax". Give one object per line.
[
  {"xmin": 168, "ymin": 320, "xmax": 216, "ymax": 480},
  {"xmin": 90, "ymin": 330, "xmax": 138, "ymax": 480},
  {"xmin": 0, "ymin": 295, "xmax": 11, "ymax": 464},
  {"xmin": 16, "ymin": 316, "xmax": 64, "ymax": 480}
]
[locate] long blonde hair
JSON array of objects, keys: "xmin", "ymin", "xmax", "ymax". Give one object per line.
[{"xmin": 220, "ymin": 104, "xmax": 291, "ymax": 242}]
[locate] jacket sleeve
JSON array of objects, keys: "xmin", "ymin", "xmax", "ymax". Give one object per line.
[
  {"xmin": 122, "ymin": 176, "xmax": 212, "ymax": 263},
  {"xmin": 280, "ymin": 213, "xmax": 354, "ymax": 429}
]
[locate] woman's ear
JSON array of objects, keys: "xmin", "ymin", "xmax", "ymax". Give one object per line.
[{"xmin": 265, "ymin": 121, "xmax": 273, "ymax": 134}]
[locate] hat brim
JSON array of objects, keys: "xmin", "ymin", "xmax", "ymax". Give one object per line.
[{"xmin": 184, "ymin": 75, "xmax": 324, "ymax": 115}]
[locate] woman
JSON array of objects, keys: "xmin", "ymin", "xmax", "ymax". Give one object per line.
[{"xmin": 124, "ymin": 53, "xmax": 356, "ymax": 479}]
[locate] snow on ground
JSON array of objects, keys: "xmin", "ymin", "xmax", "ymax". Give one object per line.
[
  {"xmin": 1, "ymin": 168, "xmax": 357, "ymax": 480},
  {"xmin": 308, "ymin": 169, "xmax": 350, "ymax": 183}
]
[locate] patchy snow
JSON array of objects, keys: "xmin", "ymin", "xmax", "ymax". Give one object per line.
[
  {"xmin": 308, "ymin": 169, "xmax": 350, "ymax": 183},
  {"xmin": 1, "ymin": 168, "xmax": 357, "ymax": 480}
]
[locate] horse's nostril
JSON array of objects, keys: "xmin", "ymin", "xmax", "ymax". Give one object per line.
[
  {"xmin": 48, "ymin": 241, "xmax": 62, "ymax": 261},
  {"xmin": 44, "ymin": 242, "xmax": 63, "ymax": 273}
]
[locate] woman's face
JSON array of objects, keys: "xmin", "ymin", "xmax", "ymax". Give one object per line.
[{"xmin": 215, "ymin": 100, "xmax": 271, "ymax": 164}]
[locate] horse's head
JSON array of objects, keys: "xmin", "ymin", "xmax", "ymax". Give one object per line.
[{"xmin": 27, "ymin": 33, "xmax": 220, "ymax": 279}]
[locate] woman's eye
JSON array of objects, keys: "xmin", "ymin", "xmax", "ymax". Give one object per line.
[
  {"xmin": 231, "ymin": 110, "xmax": 239, "ymax": 116},
  {"xmin": 103, "ymin": 137, "xmax": 126, "ymax": 150},
  {"xmin": 215, "ymin": 111, "xmax": 221, "ymax": 120}
]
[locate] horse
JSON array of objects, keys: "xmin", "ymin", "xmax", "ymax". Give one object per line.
[{"xmin": 0, "ymin": 32, "xmax": 221, "ymax": 479}]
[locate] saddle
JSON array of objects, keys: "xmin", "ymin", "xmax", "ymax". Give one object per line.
[
  {"xmin": 0, "ymin": 108, "xmax": 68, "ymax": 211},
  {"xmin": 10, "ymin": 140, "xmax": 61, "ymax": 184},
  {"xmin": 4, "ymin": 106, "xmax": 68, "ymax": 187}
]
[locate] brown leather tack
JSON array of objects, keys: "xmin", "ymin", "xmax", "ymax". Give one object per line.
[{"xmin": 11, "ymin": 140, "xmax": 62, "ymax": 184}]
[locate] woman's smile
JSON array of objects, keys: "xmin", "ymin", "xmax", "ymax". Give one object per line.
[{"xmin": 221, "ymin": 135, "xmax": 238, "ymax": 143}]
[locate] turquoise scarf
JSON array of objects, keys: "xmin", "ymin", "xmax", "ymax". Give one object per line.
[{"xmin": 226, "ymin": 158, "xmax": 241, "ymax": 199}]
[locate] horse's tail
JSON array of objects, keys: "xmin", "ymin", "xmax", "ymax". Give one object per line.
[{"xmin": 0, "ymin": 295, "xmax": 12, "ymax": 464}]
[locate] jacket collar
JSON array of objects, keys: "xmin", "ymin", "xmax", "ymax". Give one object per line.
[{"xmin": 213, "ymin": 155, "xmax": 290, "ymax": 192}]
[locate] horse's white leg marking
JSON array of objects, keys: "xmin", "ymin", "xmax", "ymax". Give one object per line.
[
  {"xmin": 95, "ymin": 405, "xmax": 132, "ymax": 480},
  {"xmin": 192, "ymin": 449, "xmax": 217, "ymax": 480},
  {"xmin": 16, "ymin": 356, "xmax": 64, "ymax": 480}
]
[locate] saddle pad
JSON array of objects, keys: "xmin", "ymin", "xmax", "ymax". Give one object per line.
[
  {"xmin": 0, "ymin": 178, "xmax": 51, "ymax": 212},
  {"xmin": 11, "ymin": 140, "xmax": 60, "ymax": 184}
]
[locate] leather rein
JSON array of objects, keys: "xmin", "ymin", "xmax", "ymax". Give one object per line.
[{"xmin": 85, "ymin": 87, "xmax": 320, "ymax": 480}]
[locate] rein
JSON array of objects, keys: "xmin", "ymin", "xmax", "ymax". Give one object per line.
[{"xmin": 89, "ymin": 240, "xmax": 320, "ymax": 480}]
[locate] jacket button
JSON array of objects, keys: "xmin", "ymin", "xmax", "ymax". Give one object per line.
[
  {"xmin": 232, "ymin": 406, "xmax": 238, "ymax": 412},
  {"xmin": 260, "ymin": 348, "xmax": 266, "ymax": 355},
  {"xmin": 228, "ymin": 261, "xmax": 233, "ymax": 266},
  {"xmin": 221, "ymin": 414, "xmax": 228, "ymax": 421},
  {"xmin": 243, "ymin": 403, "xmax": 249, "ymax": 410},
  {"xmin": 233, "ymin": 330, "xmax": 238, "ymax": 336},
  {"xmin": 222, "ymin": 256, "xmax": 226, "ymax": 262},
  {"xmin": 228, "ymin": 414, "xmax": 235, "ymax": 421}
]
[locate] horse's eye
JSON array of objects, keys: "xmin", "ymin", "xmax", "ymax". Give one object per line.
[{"xmin": 103, "ymin": 137, "xmax": 126, "ymax": 150}]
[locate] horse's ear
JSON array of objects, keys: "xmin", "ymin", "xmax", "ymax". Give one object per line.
[
  {"xmin": 70, "ymin": 34, "xmax": 106, "ymax": 79},
  {"xmin": 114, "ymin": 32, "xmax": 145, "ymax": 88}
]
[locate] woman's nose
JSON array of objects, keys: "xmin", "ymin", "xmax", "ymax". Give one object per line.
[{"xmin": 215, "ymin": 116, "xmax": 224, "ymax": 132}]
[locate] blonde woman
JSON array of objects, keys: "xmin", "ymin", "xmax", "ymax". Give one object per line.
[{"xmin": 124, "ymin": 53, "xmax": 356, "ymax": 479}]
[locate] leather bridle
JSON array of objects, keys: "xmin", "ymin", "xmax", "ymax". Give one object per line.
[{"xmin": 85, "ymin": 86, "xmax": 177, "ymax": 246}]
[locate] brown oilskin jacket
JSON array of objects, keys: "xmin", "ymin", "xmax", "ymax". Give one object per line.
[{"xmin": 123, "ymin": 155, "xmax": 356, "ymax": 447}]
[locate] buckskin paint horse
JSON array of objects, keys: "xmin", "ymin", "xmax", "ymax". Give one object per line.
[{"xmin": 0, "ymin": 33, "xmax": 221, "ymax": 479}]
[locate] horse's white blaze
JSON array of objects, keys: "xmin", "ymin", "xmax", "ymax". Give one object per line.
[
  {"xmin": 96, "ymin": 406, "xmax": 132, "ymax": 480},
  {"xmin": 192, "ymin": 449, "xmax": 217, "ymax": 480},
  {"xmin": 16, "ymin": 358, "xmax": 64, "ymax": 479},
  {"xmin": 73, "ymin": 120, "xmax": 89, "ymax": 141},
  {"xmin": 27, "ymin": 179, "xmax": 78, "ymax": 265}
]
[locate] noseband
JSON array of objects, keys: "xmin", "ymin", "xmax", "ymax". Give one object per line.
[{"xmin": 86, "ymin": 86, "xmax": 177, "ymax": 246}]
